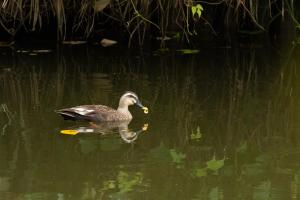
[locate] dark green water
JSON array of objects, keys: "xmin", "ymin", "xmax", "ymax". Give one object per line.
[{"xmin": 1, "ymin": 44, "xmax": 300, "ymax": 199}]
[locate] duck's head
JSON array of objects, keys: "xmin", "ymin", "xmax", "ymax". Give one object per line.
[{"xmin": 119, "ymin": 91, "xmax": 148, "ymax": 113}]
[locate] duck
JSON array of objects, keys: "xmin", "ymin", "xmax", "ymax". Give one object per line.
[{"xmin": 56, "ymin": 91, "xmax": 148, "ymax": 122}]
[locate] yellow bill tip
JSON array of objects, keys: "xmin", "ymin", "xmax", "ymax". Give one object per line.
[
  {"xmin": 142, "ymin": 106, "xmax": 149, "ymax": 114},
  {"xmin": 60, "ymin": 129, "xmax": 79, "ymax": 135}
]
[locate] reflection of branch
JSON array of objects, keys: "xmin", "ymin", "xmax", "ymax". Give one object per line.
[{"xmin": 1, "ymin": 104, "xmax": 12, "ymax": 136}]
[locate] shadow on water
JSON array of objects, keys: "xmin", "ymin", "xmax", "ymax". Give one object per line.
[{"xmin": 0, "ymin": 44, "xmax": 300, "ymax": 199}]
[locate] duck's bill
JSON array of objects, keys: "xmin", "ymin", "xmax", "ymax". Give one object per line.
[{"xmin": 136, "ymin": 101, "xmax": 149, "ymax": 114}]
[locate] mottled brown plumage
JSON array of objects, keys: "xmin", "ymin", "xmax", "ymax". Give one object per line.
[{"xmin": 56, "ymin": 91, "xmax": 147, "ymax": 122}]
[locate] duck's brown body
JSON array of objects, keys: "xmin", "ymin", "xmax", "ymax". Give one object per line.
[
  {"xmin": 56, "ymin": 105, "xmax": 132, "ymax": 122},
  {"xmin": 56, "ymin": 91, "xmax": 147, "ymax": 122}
]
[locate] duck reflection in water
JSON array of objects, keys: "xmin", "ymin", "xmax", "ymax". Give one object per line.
[
  {"xmin": 56, "ymin": 91, "xmax": 149, "ymax": 143},
  {"xmin": 60, "ymin": 120, "xmax": 148, "ymax": 143}
]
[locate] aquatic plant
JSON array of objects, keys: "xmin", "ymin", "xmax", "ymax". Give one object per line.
[{"xmin": 0, "ymin": 0, "xmax": 298, "ymax": 46}]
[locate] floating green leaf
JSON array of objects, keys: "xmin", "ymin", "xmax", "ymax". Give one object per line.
[
  {"xmin": 195, "ymin": 167, "xmax": 207, "ymax": 178},
  {"xmin": 153, "ymin": 48, "xmax": 170, "ymax": 55},
  {"xmin": 206, "ymin": 156, "xmax": 225, "ymax": 171},
  {"xmin": 177, "ymin": 49, "xmax": 199, "ymax": 54}
]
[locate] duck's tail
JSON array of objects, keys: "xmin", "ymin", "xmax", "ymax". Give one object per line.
[{"xmin": 55, "ymin": 109, "xmax": 78, "ymax": 121}]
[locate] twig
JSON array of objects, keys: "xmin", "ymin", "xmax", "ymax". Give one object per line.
[
  {"xmin": 1, "ymin": 104, "xmax": 12, "ymax": 136},
  {"xmin": 129, "ymin": 0, "xmax": 160, "ymax": 30}
]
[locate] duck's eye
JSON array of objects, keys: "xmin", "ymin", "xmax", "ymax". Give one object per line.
[{"xmin": 132, "ymin": 98, "xmax": 137, "ymax": 104}]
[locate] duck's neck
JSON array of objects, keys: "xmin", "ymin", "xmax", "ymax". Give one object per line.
[{"xmin": 117, "ymin": 105, "xmax": 132, "ymax": 119}]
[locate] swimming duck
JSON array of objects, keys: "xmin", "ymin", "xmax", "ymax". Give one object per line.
[{"xmin": 56, "ymin": 91, "xmax": 148, "ymax": 122}]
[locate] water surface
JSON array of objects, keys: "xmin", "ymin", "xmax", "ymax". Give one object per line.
[{"xmin": 1, "ymin": 44, "xmax": 300, "ymax": 199}]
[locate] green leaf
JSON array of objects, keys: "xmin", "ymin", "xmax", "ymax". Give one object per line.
[
  {"xmin": 197, "ymin": 10, "xmax": 202, "ymax": 18},
  {"xmin": 206, "ymin": 157, "xmax": 225, "ymax": 171},
  {"xmin": 191, "ymin": 6, "xmax": 197, "ymax": 16},
  {"xmin": 195, "ymin": 167, "xmax": 207, "ymax": 178},
  {"xmin": 191, "ymin": 4, "xmax": 204, "ymax": 18},
  {"xmin": 196, "ymin": 4, "xmax": 203, "ymax": 11},
  {"xmin": 177, "ymin": 49, "xmax": 199, "ymax": 54}
]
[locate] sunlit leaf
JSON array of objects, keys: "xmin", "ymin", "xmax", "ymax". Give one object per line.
[
  {"xmin": 191, "ymin": 4, "xmax": 204, "ymax": 18},
  {"xmin": 191, "ymin": 6, "xmax": 197, "ymax": 16},
  {"xmin": 196, "ymin": 4, "xmax": 203, "ymax": 11}
]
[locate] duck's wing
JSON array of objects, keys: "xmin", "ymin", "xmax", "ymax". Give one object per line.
[{"xmin": 56, "ymin": 105, "xmax": 117, "ymax": 122}]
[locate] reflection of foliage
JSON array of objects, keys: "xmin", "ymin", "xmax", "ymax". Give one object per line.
[
  {"xmin": 148, "ymin": 143, "xmax": 172, "ymax": 162},
  {"xmin": 209, "ymin": 187, "xmax": 223, "ymax": 200},
  {"xmin": 117, "ymin": 171, "xmax": 143, "ymax": 194},
  {"xmin": 190, "ymin": 126, "xmax": 202, "ymax": 141},
  {"xmin": 193, "ymin": 156, "xmax": 225, "ymax": 178},
  {"xmin": 102, "ymin": 180, "xmax": 116, "ymax": 191},
  {"xmin": 236, "ymin": 141, "xmax": 247, "ymax": 154},
  {"xmin": 170, "ymin": 149, "xmax": 186, "ymax": 169},
  {"xmin": 206, "ymin": 157, "xmax": 225, "ymax": 173},
  {"xmin": 241, "ymin": 154, "xmax": 270, "ymax": 176},
  {"xmin": 253, "ymin": 181, "xmax": 271, "ymax": 200},
  {"xmin": 149, "ymin": 143, "xmax": 186, "ymax": 168},
  {"xmin": 194, "ymin": 167, "xmax": 207, "ymax": 178},
  {"xmin": 99, "ymin": 170, "xmax": 147, "ymax": 198}
]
